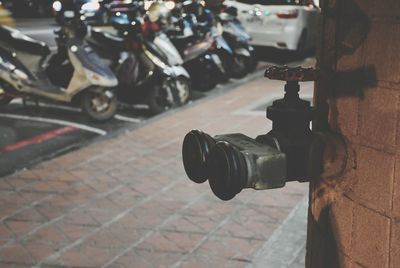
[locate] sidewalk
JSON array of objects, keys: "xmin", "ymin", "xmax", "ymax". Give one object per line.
[{"xmin": 0, "ymin": 74, "xmax": 310, "ymax": 267}]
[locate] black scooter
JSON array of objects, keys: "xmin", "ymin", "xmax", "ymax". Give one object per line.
[
  {"xmin": 167, "ymin": 14, "xmax": 227, "ymax": 91},
  {"xmin": 217, "ymin": 7, "xmax": 257, "ymax": 73},
  {"xmin": 87, "ymin": 15, "xmax": 190, "ymax": 114}
]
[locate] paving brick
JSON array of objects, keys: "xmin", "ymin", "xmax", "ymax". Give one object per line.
[
  {"xmin": 109, "ymin": 249, "xmax": 184, "ymax": 268},
  {"xmin": 25, "ymin": 224, "xmax": 70, "ymax": 251},
  {"xmin": 137, "ymin": 230, "xmax": 204, "ymax": 253},
  {"xmin": 352, "ymin": 204, "xmax": 390, "ymax": 268},
  {"xmin": 349, "ymin": 146, "xmax": 395, "ymax": 214},
  {"xmin": 63, "ymin": 209, "xmax": 101, "ymax": 227},
  {"xmin": 5, "ymin": 221, "xmax": 40, "ymax": 238},
  {"xmin": 55, "ymin": 223, "xmax": 95, "ymax": 243},
  {"xmin": 0, "ymin": 244, "xmax": 35, "ymax": 266},
  {"xmin": 8, "ymin": 207, "xmax": 48, "ymax": 223},
  {"xmin": 22, "ymin": 241, "xmax": 56, "ymax": 263},
  {"xmin": 180, "ymin": 252, "xmax": 248, "ymax": 268},
  {"xmin": 56, "ymin": 248, "xmax": 95, "ymax": 268},
  {"xmin": 196, "ymin": 236, "xmax": 263, "ymax": 261},
  {"xmin": 160, "ymin": 216, "xmax": 208, "ymax": 235},
  {"xmin": 359, "ymin": 88, "xmax": 399, "ymax": 152}
]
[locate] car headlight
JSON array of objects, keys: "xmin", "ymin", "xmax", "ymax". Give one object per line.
[{"xmin": 81, "ymin": 1, "xmax": 100, "ymax": 12}]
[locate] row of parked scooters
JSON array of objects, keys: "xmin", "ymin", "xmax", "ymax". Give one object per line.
[{"xmin": 0, "ymin": 0, "xmax": 257, "ymax": 122}]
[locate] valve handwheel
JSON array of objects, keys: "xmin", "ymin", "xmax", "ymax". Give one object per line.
[{"xmin": 264, "ymin": 66, "xmax": 317, "ymax": 82}]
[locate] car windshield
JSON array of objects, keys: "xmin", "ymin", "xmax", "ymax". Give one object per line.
[{"xmin": 236, "ymin": 0, "xmax": 308, "ymax": 5}]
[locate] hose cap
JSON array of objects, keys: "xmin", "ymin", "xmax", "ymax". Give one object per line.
[{"xmin": 182, "ymin": 130, "xmax": 215, "ymax": 184}]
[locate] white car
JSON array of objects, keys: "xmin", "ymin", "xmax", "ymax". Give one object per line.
[{"xmin": 224, "ymin": 0, "xmax": 320, "ymax": 52}]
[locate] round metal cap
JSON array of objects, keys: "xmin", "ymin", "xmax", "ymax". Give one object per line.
[
  {"xmin": 207, "ymin": 141, "xmax": 247, "ymax": 201},
  {"xmin": 182, "ymin": 130, "xmax": 215, "ymax": 184}
]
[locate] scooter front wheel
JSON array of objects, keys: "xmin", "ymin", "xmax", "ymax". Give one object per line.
[
  {"xmin": 175, "ymin": 77, "xmax": 191, "ymax": 106},
  {"xmin": 231, "ymin": 55, "xmax": 249, "ymax": 79},
  {"xmin": 81, "ymin": 88, "xmax": 117, "ymax": 122},
  {"xmin": 148, "ymin": 79, "xmax": 179, "ymax": 115}
]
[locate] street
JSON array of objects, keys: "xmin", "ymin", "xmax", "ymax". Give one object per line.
[{"xmin": 0, "ymin": 18, "xmax": 315, "ymax": 178}]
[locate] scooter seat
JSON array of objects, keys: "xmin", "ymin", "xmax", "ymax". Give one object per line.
[
  {"xmin": 90, "ymin": 29, "xmax": 126, "ymax": 51},
  {"xmin": 218, "ymin": 13, "xmax": 235, "ymax": 23},
  {"xmin": 0, "ymin": 25, "xmax": 50, "ymax": 56},
  {"xmin": 170, "ymin": 35, "xmax": 197, "ymax": 52}
]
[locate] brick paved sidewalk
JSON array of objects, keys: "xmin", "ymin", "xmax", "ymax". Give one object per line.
[{"xmin": 0, "ymin": 75, "xmax": 310, "ymax": 267}]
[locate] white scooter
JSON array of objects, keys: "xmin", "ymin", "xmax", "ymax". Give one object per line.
[{"xmin": 0, "ymin": 12, "xmax": 118, "ymax": 121}]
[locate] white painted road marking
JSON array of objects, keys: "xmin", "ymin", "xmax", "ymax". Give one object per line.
[
  {"xmin": 0, "ymin": 113, "xmax": 107, "ymax": 136},
  {"xmin": 114, "ymin": 115, "xmax": 143, "ymax": 123},
  {"xmin": 10, "ymin": 100, "xmax": 144, "ymax": 124}
]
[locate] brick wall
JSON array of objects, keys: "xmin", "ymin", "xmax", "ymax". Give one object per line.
[{"xmin": 306, "ymin": 0, "xmax": 400, "ymax": 267}]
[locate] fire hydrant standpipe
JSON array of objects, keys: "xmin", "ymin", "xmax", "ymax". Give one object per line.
[
  {"xmin": 182, "ymin": 66, "xmax": 345, "ymax": 201},
  {"xmin": 262, "ymin": 67, "xmax": 315, "ymax": 182}
]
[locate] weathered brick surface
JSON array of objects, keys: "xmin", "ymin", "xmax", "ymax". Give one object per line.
[
  {"xmin": 329, "ymin": 196, "xmax": 353, "ymax": 253},
  {"xmin": 349, "ymin": 146, "xmax": 395, "ymax": 214},
  {"xmin": 364, "ymin": 23, "xmax": 400, "ymax": 84},
  {"xmin": 352, "ymin": 204, "xmax": 390, "ymax": 267},
  {"xmin": 307, "ymin": 1, "xmax": 400, "ymax": 268},
  {"xmin": 359, "ymin": 88, "xmax": 399, "ymax": 152},
  {"xmin": 390, "ymin": 220, "xmax": 400, "ymax": 268},
  {"xmin": 0, "ymin": 77, "xmax": 309, "ymax": 267}
]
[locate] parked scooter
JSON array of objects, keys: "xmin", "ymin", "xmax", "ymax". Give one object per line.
[
  {"xmin": 217, "ymin": 8, "xmax": 258, "ymax": 74},
  {"xmin": 87, "ymin": 13, "xmax": 191, "ymax": 114},
  {"xmin": 0, "ymin": 10, "xmax": 118, "ymax": 121},
  {"xmin": 181, "ymin": 0, "xmax": 251, "ymax": 79},
  {"xmin": 156, "ymin": 4, "xmax": 227, "ymax": 91}
]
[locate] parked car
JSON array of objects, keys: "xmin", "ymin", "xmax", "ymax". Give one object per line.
[{"xmin": 224, "ymin": 0, "xmax": 320, "ymax": 52}]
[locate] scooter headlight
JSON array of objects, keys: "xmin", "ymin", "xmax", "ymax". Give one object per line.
[
  {"xmin": 81, "ymin": 1, "xmax": 100, "ymax": 12},
  {"xmin": 52, "ymin": 1, "xmax": 62, "ymax": 12},
  {"xmin": 165, "ymin": 1, "xmax": 175, "ymax": 10}
]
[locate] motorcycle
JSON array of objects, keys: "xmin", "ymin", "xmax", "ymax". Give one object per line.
[
  {"xmin": 87, "ymin": 14, "xmax": 191, "ymax": 114},
  {"xmin": 0, "ymin": 11, "xmax": 118, "ymax": 121},
  {"xmin": 217, "ymin": 6, "xmax": 257, "ymax": 73},
  {"xmin": 167, "ymin": 13, "xmax": 227, "ymax": 91},
  {"xmin": 186, "ymin": 5, "xmax": 252, "ymax": 80}
]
